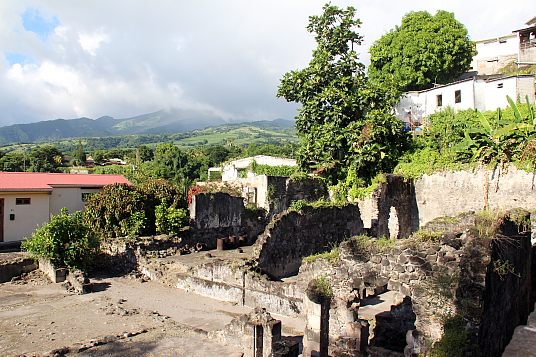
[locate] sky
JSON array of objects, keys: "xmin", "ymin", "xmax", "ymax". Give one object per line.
[{"xmin": 1, "ymin": 0, "xmax": 535, "ymax": 126}]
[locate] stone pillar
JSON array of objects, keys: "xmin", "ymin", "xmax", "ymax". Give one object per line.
[
  {"xmin": 303, "ymin": 279, "xmax": 332, "ymax": 357},
  {"xmin": 241, "ymin": 308, "xmax": 282, "ymax": 357}
]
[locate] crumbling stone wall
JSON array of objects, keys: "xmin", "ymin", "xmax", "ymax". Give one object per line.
[
  {"xmin": 359, "ymin": 167, "xmax": 536, "ymax": 239},
  {"xmin": 253, "ymin": 205, "xmax": 364, "ymax": 280},
  {"xmin": 190, "ymin": 192, "xmax": 244, "ymax": 231},
  {"xmin": 375, "ymin": 174, "xmax": 419, "ymax": 239},
  {"xmin": 268, "ymin": 177, "xmax": 328, "ymax": 219},
  {"xmin": 189, "ymin": 192, "xmax": 266, "ymax": 247},
  {"xmin": 297, "ymin": 210, "xmax": 534, "ymax": 357}
]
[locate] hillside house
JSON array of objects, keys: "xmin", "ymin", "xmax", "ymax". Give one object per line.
[
  {"xmin": 471, "ymin": 16, "xmax": 536, "ymax": 74},
  {"xmin": 395, "ymin": 74, "xmax": 535, "ymax": 129},
  {"xmin": 0, "ymin": 172, "xmax": 131, "ymax": 242}
]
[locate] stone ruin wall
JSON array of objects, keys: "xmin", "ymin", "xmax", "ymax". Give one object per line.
[
  {"xmin": 253, "ymin": 204, "xmax": 364, "ymax": 280},
  {"xmin": 359, "ymin": 167, "xmax": 536, "ymax": 239},
  {"xmin": 189, "ymin": 192, "xmax": 266, "ymax": 248}
]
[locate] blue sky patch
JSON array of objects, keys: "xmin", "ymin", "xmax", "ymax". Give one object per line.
[
  {"xmin": 5, "ymin": 52, "xmax": 34, "ymax": 66},
  {"xmin": 21, "ymin": 7, "xmax": 60, "ymax": 40}
]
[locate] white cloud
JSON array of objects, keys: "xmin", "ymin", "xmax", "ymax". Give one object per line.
[{"xmin": 78, "ymin": 28, "xmax": 110, "ymax": 56}]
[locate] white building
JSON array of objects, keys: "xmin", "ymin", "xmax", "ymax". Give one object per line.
[
  {"xmin": 0, "ymin": 173, "xmax": 131, "ymax": 242},
  {"xmin": 395, "ymin": 74, "xmax": 535, "ymax": 128},
  {"xmin": 471, "ymin": 16, "xmax": 536, "ymax": 75},
  {"xmin": 209, "ymin": 155, "xmax": 297, "ymax": 181}
]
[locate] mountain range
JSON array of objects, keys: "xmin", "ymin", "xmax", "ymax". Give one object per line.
[{"xmin": 0, "ymin": 108, "xmax": 293, "ymax": 146}]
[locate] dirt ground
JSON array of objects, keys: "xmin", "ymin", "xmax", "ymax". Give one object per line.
[{"xmin": 0, "ymin": 269, "xmax": 304, "ymax": 357}]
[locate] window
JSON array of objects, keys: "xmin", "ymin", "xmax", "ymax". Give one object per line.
[
  {"xmin": 436, "ymin": 94, "xmax": 443, "ymax": 107},
  {"xmin": 81, "ymin": 193, "xmax": 97, "ymax": 202},
  {"xmin": 16, "ymin": 198, "xmax": 31, "ymax": 205},
  {"xmin": 455, "ymin": 90, "xmax": 462, "ymax": 103}
]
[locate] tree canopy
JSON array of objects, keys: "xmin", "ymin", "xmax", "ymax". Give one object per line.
[
  {"xmin": 277, "ymin": 4, "xmax": 408, "ymax": 184},
  {"xmin": 368, "ymin": 10, "xmax": 475, "ymax": 92}
]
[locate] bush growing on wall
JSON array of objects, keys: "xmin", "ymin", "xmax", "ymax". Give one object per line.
[
  {"xmin": 22, "ymin": 208, "xmax": 99, "ymax": 270},
  {"xmin": 247, "ymin": 160, "xmax": 298, "ymax": 177}
]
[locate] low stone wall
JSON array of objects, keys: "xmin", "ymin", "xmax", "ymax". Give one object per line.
[
  {"xmin": 0, "ymin": 252, "xmax": 36, "ymax": 283},
  {"xmin": 253, "ymin": 204, "xmax": 364, "ymax": 279},
  {"xmin": 148, "ymin": 260, "xmax": 304, "ymax": 318}
]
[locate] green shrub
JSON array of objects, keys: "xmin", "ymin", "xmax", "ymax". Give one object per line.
[
  {"xmin": 84, "ymin": 183, "xmax": 148, "ymax": 239},
  {"xmin": 413, "ymin": 229, "xmax": 443, "ymax": 242},
  {"xmin": 289, "ymin": 199, "xmax": 308, "ymax": 212},
  {"xmin": 247, "ymin": 160, "xmax": 298, "ymax": 177},
  {"xmin": 430, "ymin": 315, "xmax": 470, "ymax": 357},
  {"xmin": 312, "ymin": 275, "xmax": 333, "ymax": 298},
  {"xmin": 155, "ymin": 198, "xmax": 189, "ymax": 236},
  {"xmin": 21, "ymin": 208, "xmax": 99, "ymax": 270}
]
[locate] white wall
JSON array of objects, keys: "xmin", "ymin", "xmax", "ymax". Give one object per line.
[
  {"xmin": 49, "ymin": 187, "xmax": 100, "ymax": 215},
  {"xmin": 1, "ymin": 187, "xmax": 104, "ymax": 242},
  {"xmin": 221, "ymin": 156, "xmax": 297, "ymax": 181},
  {"xmin": 423, "ymin": 80, "xmax": 475, "ymax": 114},
  {"xmin": 396, "ymin": 75, "xmax": 535, "ymax": 123},
  {"xmin": 1, "ymin": 192, "xmax": 50, "ymax": 242},
  {"xmin": 473, "ymin": 35, "xmax": 518, "ymax": 60},
  {"xmin": 396, "ymin": 80, "xmax": 476, "ymax": 123},
  {"xmin": 483, "ymin": 76, "xmax": 518, "ymax": 112}
]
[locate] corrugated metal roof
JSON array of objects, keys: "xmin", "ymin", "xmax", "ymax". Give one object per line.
[{"xmin": 0, "ymin": 172, "xmax": 131, "ymax": 190}]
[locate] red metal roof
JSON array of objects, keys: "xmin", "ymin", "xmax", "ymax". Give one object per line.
[{"xmin": 0, "ymin": 172, "xmax": 131, "ymax": 191}]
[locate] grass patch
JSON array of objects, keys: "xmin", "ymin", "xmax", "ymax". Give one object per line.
[
  {"xmin": 347, "ymin": 235, "xmax": 398, "ymax": 256},
  {"xmin": 303, "ymin": 246, "xmax": 340, "ymax": 265},
  {"xmin": 412, "ymin": 229, "xmax": 443, "ymax": 242}
]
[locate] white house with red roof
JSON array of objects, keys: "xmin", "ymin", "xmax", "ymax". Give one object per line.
[{"xmin": 0, "ymin": 173, "xmax": 131, "ymax": 242}]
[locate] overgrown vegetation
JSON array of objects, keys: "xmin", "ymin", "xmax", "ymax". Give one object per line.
[
  {"xmin": 84, "ymin": 183, "xmax": 148, "ymax": 239},
  {"xmin": 346, "ymin": 235, "xmax": 398, "ymax": 258},
  {"xmin": 430, "ymin": 315, "xmax": 471, "ymax": 357},
  {"xmin": 311, "ymin": 275, "xmax": 333, "ymax": 299},
  {"xmin": 412, "ymin": 229, "xmax": 443, "ymax": 242},
  {"xmin": 246, "ymin": 160, "xmax": 298, "ymax": 177},
  {"xmin": 84, "ymin": 180, "xmax": 187, "ymax": 239},
  {"xmin": 22, "ymin": 208, "xmax": 99, "ymax": 270},
  {"xmin": 303, "ymin": 246, "xmax": 340, "ymax": 265},
  {"xmin": 155, "ymin": 198, "xmax": 189, "ymax": 236},
  {"xmin": 330, "ymin": 171, "xmax": 386, "ymax": 202},
  {"xmin": 396, "ymin": 97, "xmax": 536, "ymax": 179},
  {"xmin": 277, "ymin": 4, "xmax": 409, "ymax": 185}
]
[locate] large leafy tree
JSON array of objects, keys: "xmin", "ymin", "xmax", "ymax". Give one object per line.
[
  {"xmin": 368, "ymin": 10, "xmax": 475, "ymax": 92},
  {"xmin": 277, "ymin": 4, "xmax": 407, "ymax": 184},
  {"xmin": 27, "ymin": 145, "xmax": 64, "ymax": 172}
]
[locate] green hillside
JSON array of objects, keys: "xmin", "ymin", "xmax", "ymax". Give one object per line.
[
  {"xmin": 0, "ymin": 120, "xmax": 297, "ymax": 154},
  {"xmin": 0, "ymin": 108, "xmax": 230, "ymax": 145}
]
